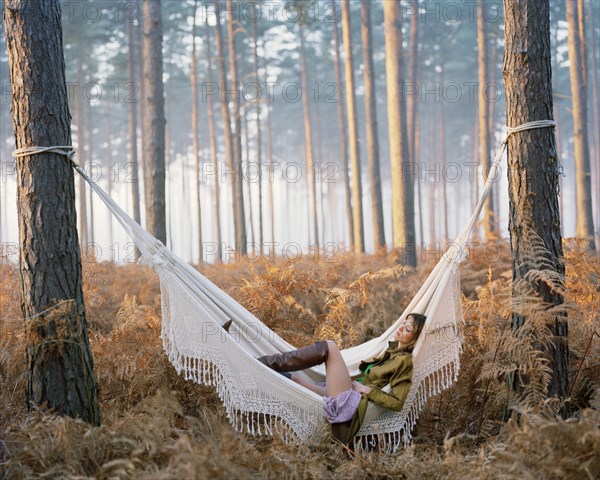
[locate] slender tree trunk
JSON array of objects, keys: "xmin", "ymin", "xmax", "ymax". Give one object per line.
[
  {"xmin": 415, "ymin": 114, "xmax": 424, "ymax": 246},
  {"xmin": 75, "ymin": 24, "xmax": 88, "ymax": 249},
  {"xmin": 165, "ymin": 71, "xmax": 175, "ymax": 253},
  {"xmin": 213, "ymin": 1, "xmax": 239, "ymax": 256},
  {"xmin": 341, "ymin": 0, "xmax": 365, "ymax": 254},
  {"xmin": 478, "ymin": 0, "xmax": 495, "ymax": 240},
  {"xmin": 105, "ymin": 111, "xmax": 114, "ymax": 246},
  {"xmin": 4, "ymin": 0, "xmax": 100, "ymax": 425},
  {"xmin": 553, "ymin": 25, "xmax": 565, "ymax": 233},
  {"xmin": 503, "ymin": 0, "xmax": 569, "ymax": 400},
  {"xmin": 243, "ymin": 111, "xmax": 256, "ymax": 253},
  {"xmin": 332, "ymin": 13, "xmax": 354, "ymax": 250},
  {"xmin": 407, "ymin": 0, "xmax": 421, "ymax": 246},
  {"xmin": 586, "ymin": 0, "xmax": 600, "ymax": 249},
  {"xmin": 251, "ymin": 12, "xmax": 264, "ymax": 253},
  {"xmin": 299, "ymin": 28, "xmax": 319, "ymax": 247},
  {"xmin": 142, "ymin": 0, "xmax": 166, "ymax": 244},
  {"xmin": 360, "ymin": 0, "xmax": 385, "ymax": 251},
  {"xmin": 266, "ymin": 104, "xmax": 275, "ymax": 252},
  {"xmin": 472, "ymin": 121, "xmax": 480, "ymax": 240},
  {"xmin": 427, "ymin": 107, "xmax": 436, "ymax": 248},
  {"xmin": 438, "ymin": 66, "xmax": 448, "ymax": 243},
  {"xmin": 383, "ymin": 0, "xmax": 416, "ymax": 266},
  {"xmin": 191, "ymin": 0, "xmax": 203, "ymax": 262},
  {"xmin": 566, "ymin": 0, "xmax": 596, "ymax": 250},
  {"xmin": 137, "ymin": 2, "xmax": 146, "ymax": 226},
  {"xmin": 407, "ymin": 0, "xmax": 419, "ymax": 159},
  {"xmin": 488, "ymin": 29, "xmax": 500, "ymax": 232},
  {"xmin": 86, "ymin": 105, "xmax": 95, "ymax": 247},
  {"xmin": 312, "ymin": 78, "xmax": 326, "ymax": 246},
  {"xmin": 127, "ymin": 19, "xmax": 141, "ymax": 259},
  {"xmin": 577, "ymin": 0, "xmax": 587, "ymax": 87},
  {"xmin": 225, "ymin": 0, "xmax": 247, "ymax": 255},
  {"xmin": 205, "ymin": 24, "xmax": 222, "ymax": 262}
]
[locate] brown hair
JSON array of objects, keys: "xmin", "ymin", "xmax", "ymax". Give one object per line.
[{"xmin": 402, "ymin": 313, "xmax": 427, "ymax": 352}]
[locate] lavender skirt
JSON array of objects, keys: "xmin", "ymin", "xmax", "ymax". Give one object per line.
[{"xmin": 318, "ymin": 382, "xmax": 362, "ymax": 423}]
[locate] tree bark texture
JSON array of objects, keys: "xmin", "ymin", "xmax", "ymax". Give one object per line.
[
  {"xmin": 503, "ymin": 0, "xmax": 569, "ymax": 399},
  {"xmin": 566, "ymin": 0, "xmax": 596, "ymax": 250},
  {"xmin": 383, "ymin": 0, "xmax": 416, "ymax": 266},
  {"xmin": 142, "ymin": 0, "xmax": 167, "ymax": 245},
  {"xmin": 332, "ymin": 13, "xmax": 354, "ymax": 250},
  {"xmin": 226, "ymin": 0, "xmax": 247, "ymax": 255},
  {"xmin": 205, "ymin": 24, "xmax": 223, "ymax": 262},
  {"xmin": 477, "ymin": 0, "xmax": 496, "ymax": 240},
  {"xmin": 341, "ymin": 0, "xmax": 364, "ymax": 254},
  {"xmin": 360, "ymin": 0, "xmax": 385, "ymax": 251},
  {"xmin": 299, "ymin": 28, "xmax": 319, "ymax": 247},
  {"xmin": 4, "ymin": 0, "xmax": 100, "ymax": 425}
]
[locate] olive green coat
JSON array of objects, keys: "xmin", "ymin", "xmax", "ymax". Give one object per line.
[{"xmin": 345, "ymin": 342, "xmax": 413, "ymax": 442}]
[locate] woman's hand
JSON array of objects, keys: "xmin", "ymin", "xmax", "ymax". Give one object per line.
[{"xmin": 352, "ymin": 381, "xmax": 371, "ymax": 394}]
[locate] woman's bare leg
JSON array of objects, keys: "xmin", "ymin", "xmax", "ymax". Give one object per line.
[
  {"xmin": 324, "ymin": 341, "xmax": 352, "ymax": 397},
  {"xmin": 291, "ymin": 373, "xmax": 326, "ymax": 396}
]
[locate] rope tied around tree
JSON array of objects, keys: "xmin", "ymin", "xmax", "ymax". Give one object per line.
[
  {"xmin": 11, "ymin": 146, "xmax": 83, "ymax": 173},
  {"xmin": 502, "ymin": 119, "xmax": 556, "ymax": 144}
]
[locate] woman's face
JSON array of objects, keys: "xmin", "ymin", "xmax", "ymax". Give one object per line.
[{"xmin": 394, "ymin": 316, "xmax": 416, "ymax": 346}]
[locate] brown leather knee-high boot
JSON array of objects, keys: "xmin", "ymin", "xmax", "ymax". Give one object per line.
[{"xmin": 257, "ymin": 340, "xmax": 329, "ymax": 372}]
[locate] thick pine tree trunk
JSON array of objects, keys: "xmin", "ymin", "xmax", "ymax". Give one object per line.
[
  {"xmin": 142, "ymin": 0, "xmax": 166, "ymax": 244},
  {"xmin": 226, "ymin": 0, "xmax": 247, "ymax": 256},
  {"xmin": 360, "ymin": 0, "xmax": 385, "ymax": 251},
  {"xmin": 332, "ymin": 12, "xmax": 354, "ymax": 250},
  {"xmin": 299, "ymin": 28, "xmax": 319, "ymax": 247},
  {"xmin": 383, "ymin": 0, "xmax": 416, "ymax": 266},
  {"xmin": 566, "ymin": 0, "xmax": 596, "ymax": 251},
  {"xmin": 341, "ymin": 0, "xmax": 365, "ymax": 254},
  {"xmin": 477, "ymin": 0, "xmax": 495, "ymax": 240},
  {"xmin": 503, "ymin": 0, "xmax": 569, "ymax": 399},
  {"xmin": 4, "ymin": 0, "xmax": 100, "ymax": 425},
  {"xmin": 191, "ymin": 0, "xmax": 203, "ymax": 262},
  {"xmin": 205, "ymin": 25, "xmax": 223, "ymax": 262}
]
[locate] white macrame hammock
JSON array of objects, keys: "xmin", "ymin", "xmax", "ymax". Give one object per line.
[{"xmin": 14, "ymin": 120, "xmax": 554, "ymax": 452}]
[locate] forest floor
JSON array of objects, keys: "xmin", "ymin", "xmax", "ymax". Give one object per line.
[{"xmin": 1, "ymin": 241, "xmax": 599, "ymax": 479}]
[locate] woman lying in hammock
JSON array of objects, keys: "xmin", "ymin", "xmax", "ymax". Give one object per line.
[{"xmin": 257, "ymin": 313, "xmax": 427, "ymax": 444}]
